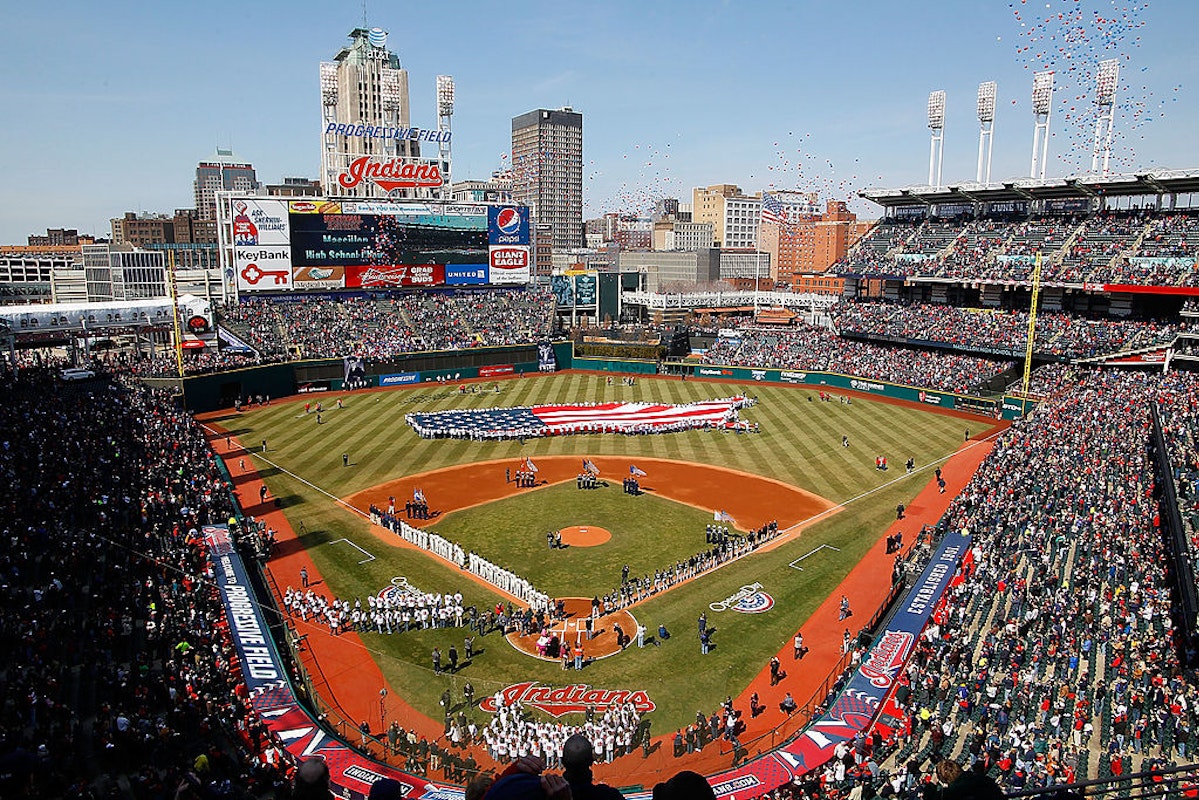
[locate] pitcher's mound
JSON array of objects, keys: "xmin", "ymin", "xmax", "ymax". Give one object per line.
[{"xmin": 560, "ymin": 525, "xmax": 611, "ymax": 547}]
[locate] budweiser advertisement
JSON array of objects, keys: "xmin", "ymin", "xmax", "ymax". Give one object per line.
[
  {"xmin": 489, "ymin": 245, "xmax": 530, "ymax": 284},
  {"xmin": 345, "ymin": 263, "xmax": 446, "ymax": 288}
]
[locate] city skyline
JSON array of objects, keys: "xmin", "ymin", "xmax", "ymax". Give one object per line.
[{"xmin": 1, "ymin": 0, "xmax": 1195, "ymax": 245}]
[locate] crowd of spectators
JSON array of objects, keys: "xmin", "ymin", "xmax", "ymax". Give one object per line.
[
  {"xmin": 702, "ymin": 322, "xmax": 1013, "ymax": 394},
  {"xmin": 13, "ymin": 324, "xmax": 1199, "ymax": 798},
  {"xmin": 0, "ymin": 368, "xmax": 288, "ymax": 798},
  {"xmin": 831, "ymin": 210, "xmax": 1199, "ymax": 287},
  {"xmin": 833, "ymin": 300, "xmax": 1189, "ymax": 360},
  {"xmin": 858, "ymin": 369, "xmax": 1199, "ymax": 797},
  {"xmin": 1158, "ymin": 377, "xmax": 1199, "ymax": 621},
  {"xmin": 217, "ymin": 288, "xmax": 554, "ymax": 364}
]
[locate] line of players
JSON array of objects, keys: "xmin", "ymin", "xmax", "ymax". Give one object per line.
[{"xmin": 282, "ymin": 586, "xmax": 466, "ymax": 635}]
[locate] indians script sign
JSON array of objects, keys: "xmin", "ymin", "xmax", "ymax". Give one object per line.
[
  {"xmin": 337, "ymin": 157, "xmax": 445, "ymax": 191},
  {"xmin": 479, "ymin": 682, "xmax": 655, "ymax": 718}
]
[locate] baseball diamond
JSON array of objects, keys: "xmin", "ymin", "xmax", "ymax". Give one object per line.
[{"xmin": 202, "ymin": 370, "xmax": 1001, "ymax": 791}]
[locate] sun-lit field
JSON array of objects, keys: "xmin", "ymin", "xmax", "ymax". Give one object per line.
[{"xmin": 224, "ymin": 372, "xmax": 985, "ymax": 733}]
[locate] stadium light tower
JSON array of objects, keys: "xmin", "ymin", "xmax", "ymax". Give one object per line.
[
  {"xmin": 436, "ymin": 75, "xmax": 455, "ymax": 197},
  {"xmin": 1030, "ymin": 70, "xmax": 1054, "ymax": 180},
  {"xmin": 1091, "ymin": 59, "xmax": 1120, "ymax": 176},
  {"xmin": 927, "ymin": 90, "xmax": 946, "ymax": 189},
  {"xmin": 319, "ymin": 62, "xmax": 339, "ymax": 195},
  {"xmin": 976, "ymin": 81, "xmax": 997, "ymax": 184}
]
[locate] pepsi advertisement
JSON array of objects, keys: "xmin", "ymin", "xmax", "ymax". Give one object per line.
[{"xmin": 488, "ymin": 206, "xmax": 530, "ymax": 245}]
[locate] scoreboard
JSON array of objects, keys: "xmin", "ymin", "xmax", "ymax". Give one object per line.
[{"xmin": 223, "ymin": 198, "xmax": 531, "ymax": 294}]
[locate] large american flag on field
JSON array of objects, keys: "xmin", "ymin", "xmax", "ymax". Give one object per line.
[
  {"xmin": 760, "ymin": 192, "xmax": 789, "ymax": 227},
  {"xmin": 406, "ymin": 397, "xmax": 752, "ymax": 439}
]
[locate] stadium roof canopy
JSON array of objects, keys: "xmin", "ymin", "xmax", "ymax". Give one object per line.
[{"xmin": 859, "ymin": 168, "xmax": 1199, "ymax": 209}]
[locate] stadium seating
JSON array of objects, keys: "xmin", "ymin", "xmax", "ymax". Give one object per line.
[
  {"xmin": 831, "ymin": 207, "xmax": 1199, "ymax": 287},
  {"xmin": 701, "ymin": 321, "xmax": 1013, "ymax": 394},
  {"xmin": 832, "ymin": 301, "xmax": 1193, "ymax": 360}
]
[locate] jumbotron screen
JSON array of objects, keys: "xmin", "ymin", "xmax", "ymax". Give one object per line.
[{"xmin": 227, "ymin": 198, "xmax": 531, "ymax": 293}]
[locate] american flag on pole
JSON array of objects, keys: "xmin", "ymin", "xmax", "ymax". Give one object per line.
[
  {"xmin": 630, "ymin": 465, "xmax": 648, "ymax": 477},
  {"xmin": 524, "ymin": 457, "xmax": 539, "ymax": 473},
  {"xmin": 583, "ymin": 459, "xmax": 600, "ymax": 476},
  {"xmin": 760, "ymin": 192, "xmax": 789, "ymax": 227}
]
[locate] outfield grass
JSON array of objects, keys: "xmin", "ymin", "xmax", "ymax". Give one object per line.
[
  {"xmin": 431, "ymin": 481, "xmax": 723, "ymax": 598},
  {"xmin": 223, "ymin": 373, "xmax": 983, "ymax": 733}
]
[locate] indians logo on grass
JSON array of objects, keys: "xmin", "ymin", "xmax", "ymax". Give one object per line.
[
  {"xmin": 479, "ymin": 682, "xmax": 655, "ymax": 718},
  {"xmin": 858, "ymin": 630, "xmax": 914, "ymax": 688},
  {"xmin": 709, "ymin": 582, "xmax": 775, "ymax": 614}
]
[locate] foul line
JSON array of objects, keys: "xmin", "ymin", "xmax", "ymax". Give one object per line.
[
  {"xmin": 198, "ymin": 423, "xmax": 370, "ymax": 523},
  {"xmin": 789, "ymin": 543, "xmax": 841, "ymax": 572},
  {"xmin": 330, "ymin": 538, "xmax": 376, "ymax": 564},
  {"xmin": 774, "ymin": 429, "xmax": 1003, "ymax": 541}
]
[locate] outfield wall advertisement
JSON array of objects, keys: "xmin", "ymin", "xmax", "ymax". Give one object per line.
[{"xmin": 227, "ymin": 198, "xmax": 530, "ymax": 294}]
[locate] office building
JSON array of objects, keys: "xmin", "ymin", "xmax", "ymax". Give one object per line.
[
  {"xmin": 511, "ymin": 108, "xmax": 583, "ymax": 252},
  {"xmin": 195, "ymin": 151, "xmax": 258, "ymax": 220}
]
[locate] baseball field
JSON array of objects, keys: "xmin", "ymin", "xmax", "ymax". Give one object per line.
[{"xmin": 213, "ymin": 372, "xmax": 989, "ymax": 739}]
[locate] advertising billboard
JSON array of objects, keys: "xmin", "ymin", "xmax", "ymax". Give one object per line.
[
  {"xmin": 488, "ymin": 206, "xmax": 531, "ymax": 245},
  {"xmin": 489, "ymin": 246, "xmax": 530, "ymax": 284},
  {"xmin": 549, "ymin": 272, "xmax": 597, "ymax": 308},
  {"xmin": 234, "ymin": 245, "xmax": 294, "ymax": 292},
  {"xmin": 345, "ymin": 263, "xmax": 446, "ymax": 288},
  {"xmin": 292, "ymin": 266, "xmax": 346, "ymax": 290},
  {"xmin": 289, "ymin": 209, "xmax": 487, "ymax": 267},
  {"xmin": 574, "ymin": 273, "xmax": 597, "ymax": 307},
  {"xmin": 445, "ymin": 263, "xmax": 489, "ymax": 285},
  {"xmin": 231, "ymin": 199, "xmax": 290, "ymax": 246},
  {"xmin": 227, "ymin": 198, "xmax": 526, "ymax": 293}
]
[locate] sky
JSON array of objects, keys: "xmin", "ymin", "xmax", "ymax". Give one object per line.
[{"xmin": 1, "ymin": 0, "xmax": 1196, "ymax": 244}]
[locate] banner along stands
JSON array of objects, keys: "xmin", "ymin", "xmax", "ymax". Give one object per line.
[
  {"xmin": 202, "ymin": 523, "xmax": 460, "ymax": 800},
  {"xmin": 689, "ymin": 532, "xmax": 972, "ymax": 800}
]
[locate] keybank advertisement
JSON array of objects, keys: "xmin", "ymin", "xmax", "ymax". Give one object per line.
[{"xmin": 677, "ymin": 533, "xmax": 971, "ymax": 800}]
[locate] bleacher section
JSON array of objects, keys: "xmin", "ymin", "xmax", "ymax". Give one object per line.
[
  {"xmin": 833, "ymin": 301, "xmax": 1195, "ymax": 360},
  {"xmin": 833, "ymin": 205, "xmax": 1199, "ymax": 288}
]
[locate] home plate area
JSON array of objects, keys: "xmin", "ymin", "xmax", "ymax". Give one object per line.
[{"xmin": 508, "ymin": 597, "xmax": 638, "ymax": 663}]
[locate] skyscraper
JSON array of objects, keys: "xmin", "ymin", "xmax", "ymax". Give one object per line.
[
  {"xmin": 511, "ymin": 108, "xmax": 583, "ymax": 252},
  {"xmin": 194, "ymin": 150, "xmax": 257, "ymax": 221},
  {"xmin": 319, "ymin": 28, "xmax": 449, "ymax": 199}
]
